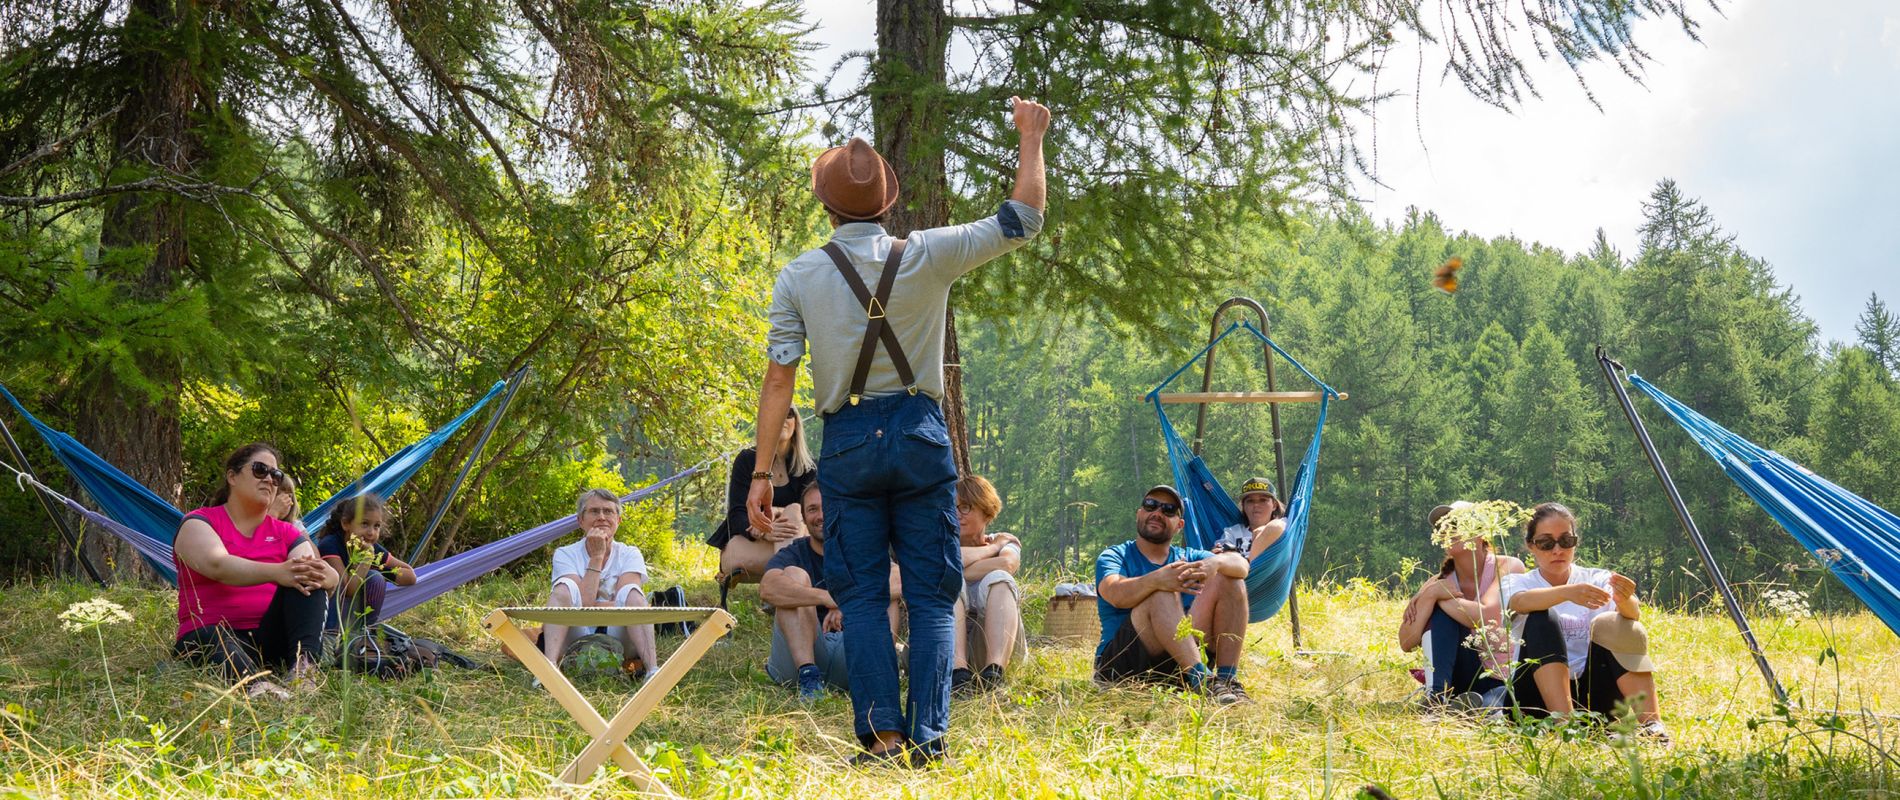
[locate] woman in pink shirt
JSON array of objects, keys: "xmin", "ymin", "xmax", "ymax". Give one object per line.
[{"xmin": 173, "ymin": 443, "xmax": 337, "ymax": 699}]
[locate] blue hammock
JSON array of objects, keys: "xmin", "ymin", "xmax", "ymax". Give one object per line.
[
  {"xmin": 1147, "ymin": 320, "xmax": 1337, "ymax": 623},
  {"xmin": 1629, "ymin": 375, "xmax": 1900, "ymax": 637},
  {"xmin": 0, "ymin": 379, "xmax": 507, "ymax": 584}
]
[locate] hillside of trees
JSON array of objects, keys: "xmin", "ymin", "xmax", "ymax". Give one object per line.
[{"xmin": 955, "ymin": 180, "xmax": 1900, "ymax": 606}]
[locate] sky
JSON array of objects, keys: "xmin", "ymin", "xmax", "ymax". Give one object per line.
[{"xmin": 797, "ymin": 1, "xmax": 1899, "ymax": 345}]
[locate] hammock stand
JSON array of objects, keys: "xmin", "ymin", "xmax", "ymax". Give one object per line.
[
  {"xmin": 1597, "ymin": 347, "xmax": 1787, "ymax": 703},
  {"xmin": 1143, "ymin": 297, "xmax": 1347, "ymax": 649}
]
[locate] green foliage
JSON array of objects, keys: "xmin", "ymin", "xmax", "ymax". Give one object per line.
[{"xmin": 959, "ymin": 181, "xmax": 1889, "ymax": 605}]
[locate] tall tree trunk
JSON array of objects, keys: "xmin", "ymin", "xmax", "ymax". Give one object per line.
[
  {"xmin": 78, "ymin": 0, "xmax": 198, "ymax": 581},
  {"xmin": 873, "ymin": 0, "xmax": 973, "ymax": 474}
]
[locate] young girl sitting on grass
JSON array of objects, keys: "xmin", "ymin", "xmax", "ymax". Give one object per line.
[{"xmin": 317, "ymin": 493, "xmax": 416, "ymax": 632}]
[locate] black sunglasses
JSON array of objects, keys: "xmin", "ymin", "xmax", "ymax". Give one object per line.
[
  {"xmin": 1529, "ymin": 533, "xmax": 1580, "ymax": 551},
  {"xmin": 1139, "ymin": 497, "xmax": 1181, "ymax": 517},
  {"xmin": 248, "ymin": 460, "xmax": 286, "ymax": 485}
]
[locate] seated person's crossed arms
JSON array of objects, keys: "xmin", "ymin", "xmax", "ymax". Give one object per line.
[
  {"xmin": 1094, "ymin": 485, "xmax": 1252, "ymax": 705},
  {"xmin": 950, "ymin": 474, "xmax": 1028, "ymax": 695},
  {"xmin": 1398, "ymin": 500, "xmax": 1524, "ymax": 709}
]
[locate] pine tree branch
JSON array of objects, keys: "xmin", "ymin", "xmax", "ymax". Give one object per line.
[
  {"xmin": 0, "ymin": 101, "xmax": 124, "ymax": 181},
  {"xmin": 0, "ymin": 176, "xmax": 257, "ymax": 208}
]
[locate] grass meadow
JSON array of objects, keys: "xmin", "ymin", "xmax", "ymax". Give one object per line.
[{"xmin": 4, "ymin": 553, "xmax": 1898, "ymax": 799}]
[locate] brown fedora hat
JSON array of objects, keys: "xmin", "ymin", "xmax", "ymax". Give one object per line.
[{"xmin": 811, "ymin": 137, "xmax": 899, "ymax": 221}]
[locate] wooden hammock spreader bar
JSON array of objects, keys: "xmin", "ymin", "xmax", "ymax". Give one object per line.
[{"xmin": 1142, "ymin": 390, "xmax": 1348, "ymax": 404}]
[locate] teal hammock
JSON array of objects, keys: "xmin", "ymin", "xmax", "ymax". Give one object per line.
[
  {"xmin": 1, "ymin": 380, "xmax": 507, "ymax": 584},
  {"xmin": 1630, "ymin": 374, "xmax": 1900, "ymax": 638},
  {"xmin": 1146, "ymin": 320, "xmax": 1337, "ymax": 623}
]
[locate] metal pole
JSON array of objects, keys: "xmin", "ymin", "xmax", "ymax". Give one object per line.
[
  {"xmin": 408, "ymin": 366, "xmax": 531, "ymax": 564},
  {"xmin": 1193, "ymin": 297, "xmax": 1300, "ymax": 649},
  {"xmin": 1595, "ymin": 347, "xmax": 1786, "ymax": 704},
  {"xmin": 0, "ymin": 412, "xmax": 107, "ymax": 586}
]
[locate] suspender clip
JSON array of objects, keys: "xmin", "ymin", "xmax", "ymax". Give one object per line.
[
  {"xmin": 906, "ymin": 385, "xmax": 919, "ymax": 396},
  {"xmin": 849, "ymin": 394, "xmax": 861, "ymax": 406}
]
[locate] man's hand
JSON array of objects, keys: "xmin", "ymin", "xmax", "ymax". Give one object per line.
[
  {"xmin": 1609, "ymin": 573, "xmax": 1637, "ymax": 601},
  {"xmin": 1564, "ymin": 582, "xmax": 1612, "ymax": 609},
  {"xmin": 823, "ymin": 607, "xmax": 844, "ymax": 633},
  {"xmin": 1010, "ymin": 96, "xmax": 1050, "ymax": 139},
  {"xmin": 1148, "ymin": 561, "xmax": 1205, "ymax": 595}
]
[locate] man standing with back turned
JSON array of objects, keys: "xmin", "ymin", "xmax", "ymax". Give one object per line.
[{"xmin": 748, "ymin": 97, "xmax": 1049, "ymax": 766}]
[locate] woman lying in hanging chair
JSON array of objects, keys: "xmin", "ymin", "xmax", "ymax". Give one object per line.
[
  {"xmin": 173, "ymin": 443, "xmax": 338, "ymax": 699},
  {"xmin": 1501, "ymin": 502, "xmax": 1669, "ymax": 742},
  {"xmin": 1212, "ymin": 476, "xmax": 1287, "ymax": 561},
  {"xmin": 1398, "ymin": 501, "xmax": 1524, "ymax": 710},
  {"xmin": 707, "ymin": 405, "xmax": 817, "ymax": 605}
]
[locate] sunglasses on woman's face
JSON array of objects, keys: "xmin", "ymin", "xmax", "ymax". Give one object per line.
[
  {"xmin": 1529, "ymin": 533, "xmax": 1580, "ymax": 551},
  {"xmin": 1139, "ymin": 497, "xmax": 1181, "ymax": 517},
  {"xmin": 248, "ymin": 460, "xmax": 285, "ymax": 485}
]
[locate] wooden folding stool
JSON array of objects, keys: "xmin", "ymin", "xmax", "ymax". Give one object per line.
[{"xmin": 483, "ymin": 606, "xmax": 735, "ymax": 794}]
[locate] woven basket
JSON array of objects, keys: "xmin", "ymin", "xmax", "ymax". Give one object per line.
[{"xmin": 1041, "ymin": 594, "xmax": 1100, "ymax": 646}]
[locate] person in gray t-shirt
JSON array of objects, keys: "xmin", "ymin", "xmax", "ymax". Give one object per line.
[{"xmin": 745, "ymin": 97, "xmax": 1050, "ymax": 766}]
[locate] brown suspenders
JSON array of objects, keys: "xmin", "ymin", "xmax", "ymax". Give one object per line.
[{"xmin": 819, "ymin": 240, "xmax": 917, "ymax": 405}]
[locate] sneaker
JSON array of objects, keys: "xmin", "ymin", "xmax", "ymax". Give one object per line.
[
  {"xmin": 246, "ymin": 679, "xmax": 292, "ymax": 701},
  {"xmin": 1639, "ymin": 720, "xmax": 1672, "ymax": 745},
  {"xmin": 976, "ymin": 664, "xmax": 1005, "ymax": 691},
  {"xmin": 1211, "ymin": 676, "xmax": 1252, "ymax": 706},
  {"xmin": 1447, "ymin": 691, "xmax": 1486, "ymax": 715},
  {"xmin": 951, "ymin": 667, "xmax": 978, "ymax": 698},
  {"xmin": 796, "ymin": 665, "xmax": 824, "ymax": 703},
  {"xmin": 848, "ymin": 747, "xmax": 909, "ymax": 768}
]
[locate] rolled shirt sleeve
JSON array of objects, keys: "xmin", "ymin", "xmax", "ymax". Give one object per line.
[
  {"xmin": 911, "ymin": 200, "xmax": 1045, "ymax": 282},
  {"xmin": 766, "ymin": 269, "xmax": 807, "ymax": 365}
]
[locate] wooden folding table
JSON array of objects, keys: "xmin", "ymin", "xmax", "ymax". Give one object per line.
[{"xmin": 483, "ymin": 605, "xmax": 736, "ymax": 793}]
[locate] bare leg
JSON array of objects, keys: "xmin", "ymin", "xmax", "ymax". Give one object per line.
[
  {"xmin": 1617, "ymin": 672, "xmax": 1661, "ymax": 724},
  {"xmin": 719, "ymin": 536, "xmax": 781, "ymax": 582},
  {"xmin": 1187, "ymin": 572, "xmax": 1247, "ymax": 669},
  {"xmin": 952, "ymin": 597, "xmax": 970, "ymax": 670},
  {"xmin": 776, "ymin": 606, "xmax": 820, "ymax": 666},
  {"xmin": 1533, "ymin": 662, "xmax": 1574, "ymax": 715},
  {"xmin": 982, "ymin": 584, "xmax": 1021, "ymax": 670},
  {"xmin": 1132, "ymin": 591, "xmax": 1201, "ymax": 670},
  {"xmin": 617, "ymin": 588, "xmax": 657, "ymax": 674},
  {"xmin": 542, "ymin": 582, "xmax": 577, "ymax": 662}
]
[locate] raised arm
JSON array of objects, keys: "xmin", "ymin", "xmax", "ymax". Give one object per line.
[{"xmin": 1009, "ymin": 97, "xmax": 1049, "ymax": 212}]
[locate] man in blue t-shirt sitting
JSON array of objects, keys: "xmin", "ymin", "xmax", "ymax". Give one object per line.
[
  {"xmin": 761, "ymin": 480, "xmax": 903, "ymax": 701},
  {"xmin": 1095, "ymin": 485, "xmax": 1252, "ymax": 704}
]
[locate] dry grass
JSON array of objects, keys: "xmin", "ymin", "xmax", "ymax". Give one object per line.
[{"xmin": 3, "ymin": 565, "xmax": 1899, "ymax": 799}]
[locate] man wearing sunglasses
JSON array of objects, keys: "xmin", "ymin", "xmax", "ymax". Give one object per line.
[{"xmin": 1093, "ymin": 485, "xmax": 1252, "ymax": 704}]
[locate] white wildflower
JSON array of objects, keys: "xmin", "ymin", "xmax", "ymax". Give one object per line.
[
  {"xmin": 58, "ymin": 597, "xmax": 133, "ymax": 632},
  {"xmin": 1761, "ymin": 588, "xmax": 1812, "ymax": 619}
]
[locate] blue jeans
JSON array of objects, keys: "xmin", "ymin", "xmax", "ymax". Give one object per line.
[
  {"xmin": 1427, "ymin": 607, "xmax": 1504, "ymax": 698},
  {"xmin": 820, "ymin": 393, "xmax": 961, "ymax": 752}
]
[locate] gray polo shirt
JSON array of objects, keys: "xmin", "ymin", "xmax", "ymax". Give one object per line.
[{"xmin": 767, "ymin": 200, "xmax": 1045, "ymax": 415}]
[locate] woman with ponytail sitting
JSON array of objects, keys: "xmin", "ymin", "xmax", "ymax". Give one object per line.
[
  {"xmin": 173, "ymin": 443, "xmax": 337, "ymax": 699},
  {"xmin": 1398, "ymin": 501, "xmax": 1525, "ymax": 710},
  {"xmin": 1501, "ymin": 502, "xmax": 1668, "ymax": 741}
]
